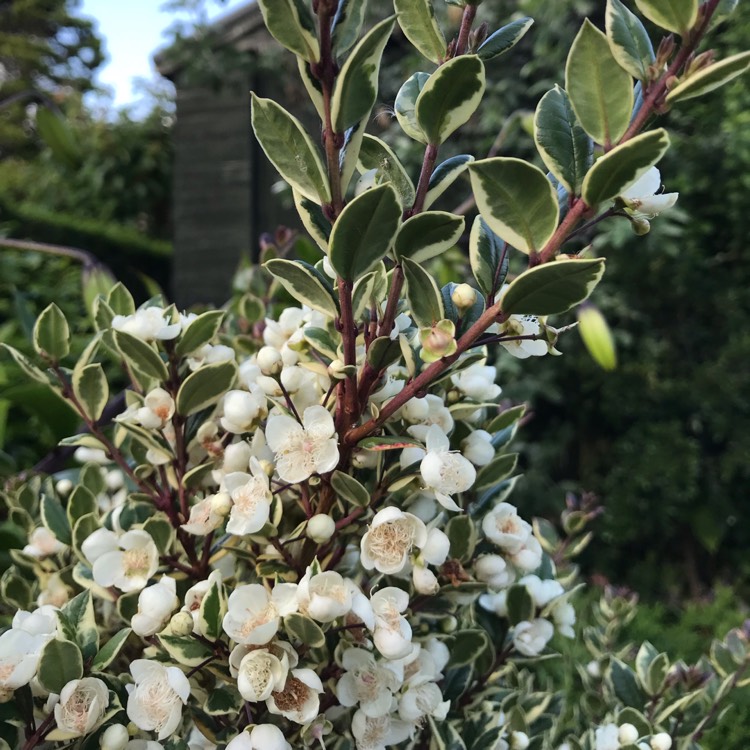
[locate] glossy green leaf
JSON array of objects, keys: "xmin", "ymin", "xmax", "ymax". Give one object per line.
[
  {"xmin": 507, "ymin": 585, "xmax": 536, "ymax": 625},
  {"xmin": 176, "ymin": 310, "xmax": 226, "ymax": 357},
  {"xmin": 606, "ymin": 0, "xmax": 655, "ymax": 80},
  {"xmin": 297, "ymin": 58, "xmax": 325, "ymax": 120},
  {"xmin": 352, "ymin": 264, "xmax": 387, "ymax": 319},
  {"xmin": 332, "ymin": 0, "xmax": 368, "ymax": 55},
  {"xmin": 159, "ymin": 634, "xmax": 213, "ymax": 667},
  {"xmin": 107, "ymin": 282, "xmax": 136, "ymax": 316},
  {"xmin": 332, "ymin": 17, "xmax": 395, "ymax": 133},
  {"xmin": 395, "ymin": 211, "xmax": 464, "ymax": 263},
  {"xmin": 72, "ymin": 363, "xmax": 108, "ymax": 422},
  {"xmin": 582, "ymin": 128, "xmax": 670, "ymax": 206},
  {"xmin": 37, "ymin": 639, "xmax": 83, "ymax": 694},
  {"xmin": 33, "ymin": 303, "xmax": 69, "ymax": 361},
  {"xmin": 501, "ymin": 258, "xmax": 606, "ymax": 316},
  {"xmin": 394, "ymin": 0, "xmax": 446, "ymax": 63},
  {"xmin": 610, "ymin": 658, "xmax": 646, "ymax": 707},
  {"xmin": 91, "ymin": 628, "xmax": 131, "ymax": 671},
  {"xmin": 477, "ymin": 17, "xmax": 534, "ymax": 61},
  {"xmin": 448, "ymin": 629, "xmax": 491, "ymax": 666},
  {"xmin": 293, "ymin": 190, "xmax": 331, "ymax": 252},
  {"xmin": 666, "ymin": 52, "xmax": 750, "ymax": 103},
  {"xmin": 566, "ymin": 19, "xmax": 634, "ymax": 145},
  {"xmin": 395, "ymin": 71, "xmax": 431, "ymax": 142},
  {"xmin": 469, "ymin": 216, "xmax": 508, "ymax": 297},
  {"xmin": 67, "ymin": 485, "xmax": 97, "ymax": 528},
  {"xmin": 469, "ymin": 157, "xmax": 559, "ymax": 255},
  {"xmin": 445, "ymin": 515, "xmax": 477, "ymax": 563},
  {"xmin": 176, "ymin": 360, "xmax": 238, "ymax": 417},
  {"xmin": 265, "ymin": 259, "xmax": 340, "ymax": 317},
  {"xmin": 476, "ymin": 453, "xmax": 518, "ymax": 490},
  {"xmin": 415, "ymin": 55, "xmax": 486, "ymax": 145},
  {"xmin": 41, "ymin": 494, "xmax": 72, "ymax": 546},
  {"xmin": 357, "ymin": 134, "xmax": 415, "ymax": 206},
  {"xmin": 424, "ymin": 154, "xmax": 474, "ymax": 209},
  {"xmin": 257, "ymin": 0, "xmax": 319, "ymax": 60},
  {"xmin": 251, "ymin": 94, "xmax": 330, "ymax": 203},
  {"xmin": 331, "ymin": 470, "xmax": 370, "ymax": 507},
  {"xmin": 329, "ymin": 184, "xmax": 402, "ymax": 281},
  {"xmin": 534, "ymin": 85, "xmax": 593, "ymax": 195},
  {"xmin": 284, "ymin": 612, "xmax": 326, "ymax": 648},
  {"xmin": 142, "ymin": 513, "xmax": 175, "ymax": 554},
  {"xmin": 634, "ymin": 0, "xmax": 698, "ymax": 35},
  {"xmin": 114, "ymin": 330, "xmax": 169, "ymax": 382},
  {"xmin": 366, "ymin": 336, "xmax": 403, "ymax": 372},
  {"xmin": 0, "ymin": 343, "xmax": 49, "ymax": 384},
  {"xmin": 340, "ymin": 119, "xmax": 368, "ymax": 195},
  {"xmin": 198, "ymin": 577, "xmax": 227, "ymax": 641},
  {"xmin": 61, "ymin": 590, "xmax": 98, "ymax": 660},
  {"xmin": 402, "ymin": 257, "xmax": 444, "ymax": 327}
]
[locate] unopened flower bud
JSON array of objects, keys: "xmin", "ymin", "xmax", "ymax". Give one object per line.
[
  {"xmin": 210, "ymin": 491, "xmax": 232, "ymax": 516},
  {"xmin": 511, "ymin": 732, "xmax": 530, "ymax": 750},
  {"xmin": 56, "ymin": 478, "xmax": 73, "ymax": 497},
  {"xmin": 619, "ymin": 724, "xmax": 639, "ymax": 744},
  {"xmin": 650, "ymin": 733, "xmax": 672, "ymax": 750},
  {"xmin": 413, "ymin": 565, "xmax": 439, "ymax": 595},
  {"xmin": 352, "ymin": 450, "xmax": 378, "ymax": 469},
  {"xmin": 631, "ymin": 216, "xmax": 651, "ymax": 235},
  {"xmin": 440, "ymin": 616, "xmax": 458, "ymax": 633},
  {"xmin": 451, "ymin": 283, "xmax": 477, "ymax": 310},
  {"xmin": 577, "ymin": 304, "xmax": 616, "ymax": 372},
  {"xmin": 307, "ymin": 514, "xmax": 336, "ymax": 543},
  {"xmin": 257, "ymin": 345, "xmax": 283, "ymax": 375},
  {"xmin": 328, "ymin": 359, "xmax": 348, "ymax": 380},
  {"xmin": 170, "ymin": 610, "xmax": 195, "ymax": 637},
  {"xmin": 259, "ymin": 459, "xmax": 275, "ymax": 477},
  {"xmin": 100, "ymin": 724, "xmax": 130, "ymax": 750}
]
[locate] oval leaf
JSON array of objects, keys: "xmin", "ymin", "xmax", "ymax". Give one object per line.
[
  {"xmin": 395, "ymin": 211, "xmax": 465, "ymax": 263},
  {"xmin": 33, "ymin": 303, "xmax": 70, "ymax": 361},
  {"xmin": 329, "ymin": 184, "xmax": 402, "ymax": 281},
  {"xmin": 37, "ymin": 639, "xmax": 83, "ymax": 694},
  {"xmin": 469, "ymin": 216, "xmax": 509, "ymax": 298},
  {"xmin": 666, "ymin": 51, "xmax": 750, "ymax": 103},
  {"xmin": 357, "ymin": 134, "xmax": 416, "ymax": 206},
  {"xmin": 582, "ymin": 128, "xmax": 670, "ymax": 206},
  {"xmin": 176, "ymin": 310, "xmax": 226, "ymax": 357},
  {"xmin": 424, "ymin": 154, "xmax": 474, "ymax": 209},
  {"xmin": 534, "ymin": 85, "xmax": 593, "ymax": 195},
  {"xmin": 501, "ymin": 258, "xmax": 606, "ymax": 316},
  {"xmin": 114, "ymin": 330, "xmax": 169, "ymax": 382},
  {"xmin": 395, "ymin": 71, "xmax": 431, "ymax": 142},
  {"xmin": 634, "ymin": 0, "xmax": 698, "ymax": 36},
  {"xmin": 332, "ymin": 17, "xmax": 395, "ymax": 133},
  {"xmin": 91, "ymin": 628, "xmax": 132, "ymax": 671},
  {"xmin": 72, "ymin": 363, "xmax": 109, "ymax": 422},
  {"xmin": 469, "ymin": 157, "xmax": 559, "ymax": 255},
  {"xmin": 566, "ymin": 19, "xmax": 634, "ymax": 145},
  {"xmin": 394, "ymin": 0, "xmax": 447, "ymax": 64},
  {"xmin": 176, "ymin": 360, "xmax": 238, "ymax": 417},
  {"xmin": 265, "ymin": 259, "xmax": 340, "ymax": 317},
  {"xmin": 402, "ymin": 257, "xmax": 444, "ymax": 327},
  {"xmin": 332, "ymin": 0, "xmax": 368, "ymax": 55},
  {"xmin": 416, "ymin": 55, "xmax": 486, "ymax": 145},
  {"xmin": 251, "ymin": 94, "xmax": 330, "ymax": 203},
  {"xmin": 257, "ymin": 0, "xmax": 319, "ymax": 60},
  {"xmin": 606, "ymin": 0, "xmax": 656, "ymax": 80},
  {"xmin": 477, "ymin": 17, "xmax": 534, "ymax": 61}
]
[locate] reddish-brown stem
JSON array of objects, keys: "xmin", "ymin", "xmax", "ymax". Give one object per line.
[
  {"xmin": 533, "ymin": 199, "xmax": 590, "ymax": 266},
  {"xmin": 22, "ymin": 711, "xmax": 55, "ymax": 750},
  {"xmin": 406, "ymin": 142, "xmax": 440, "ymax": 219},
  {"xmin": 455, "ymin": 4, "xmax": 478, "ymax": 57}
]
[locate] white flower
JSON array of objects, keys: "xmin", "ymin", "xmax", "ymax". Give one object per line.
[
  {"xmin": 131, "ymin": 577, "xmax": 179, "ymax": 637},
  {"xmin": 482, "ymin": 503, "xmax": 532, "ymax": 554},
  {"xmin": 0, "ymin": 629, "xmax": 48, "ymax": 689},
  {"xmin": 100, "ymin": 724, "xmax": 129, "ymax": 750},
  {"xmin": 360, "ymin": 508, "xmax": 427, "ymax": 575},
  {"xmin": 335, "ymin": 648, "xmax": 400, "ymax": 718},
  {"xmin": 422, "ymin": 528, "xmax": 450, "ymax": 567},
  {"xmin": 461, "ymin": 430, "xmax": 495, "ymax": 466},
  {"xmin": 478, "ymin": 589, "xmax": 508, "ymax": 617},
  {"xmin": 595, "ymin": 724, "xmax": 620, "ymax": 750},
  {"xmin": 399, "ymin": 681, "xmax": 449, "ymax": 722},
  {"xmin": 509, "ymin": 536, "xmax": 543, "ymax": 572},
  {"xmin": 23, "ymin": 527, "xmax": 66, "ymax": 558},
  {"xmin": 297, "ymin": 569, "xmax": 352, "ymax": 622},
  {"xmin": 223, "ymin": 583, "xmax": 298, "ymax": 645},
  {"xmin": 13, "ymin": 604, "xmax": 59, "ymax": 635},
  {"xmin": 619, "ymin": 724, "xmax": 639, "ymax": 744},
  {"xmin": 518, "ymin": 575, "xmax": 563, "ymax": 608},
  {"xmin": 125, "ymin": 742, "xmax": 164, "ymax": 750},
  {"xmin": 265, "ymin": 405, "xmax": 339, "ymax": 483},
  {"xmin": 224, "ymin": 458, "xmax": 273, "ymax": 536},
  {"xmin": 221, "ymin": 389, "xmax": 266, "ymax": 434},
  {"xmin": 451, "ymin": 363, "xmax": 502, "ymax": 401},
  {"xmin": 226, "ymin": 725, "xmax": 291, "ymax": 750},
  {"xmin": 135, "ymin": 388, "xmax": 175, "ymax": 429},
  {"xmin": 475, "ymin": 555, "xmax": 515, "ymax": 590},
  {"xmin": 650, "ymin": 733, "xmax": 672, "ymax": 750},
  {"xmin": 351, "ymin": 709, "xmax": 413, "ymax": 750},
  {"xmin": 620, "ymin": 167, "xmax": 678, "ymax": 217},
  {"xmin": 499, "ymin": 315, "xmax": 548, "ymax": 359},
  {"xmin": 551, "ymin": 600, "xmax": 576, "ymax": 639},
  {"xmin": 112, "ymin": 307, "xmax": 180, "ymax": 341},
  {"xmin": 413, "ymin": 564, "xmax": 439, "ymax": 594},
  {"xmin": 187, "ymin": 343, "xmax": 235, "ymax": 371},
  {"xmin": 512, "ymin": 619, "xmax": 554, "ymax": 656},
  {"xmin": 236, "ymin": 648, "xmax": 288, "ymax": 702},
  {"xmin": 371, "ymin": 587, "xmax": 413, "ymax": 660},
  {"xmin": 126, "ymin": 660, "xmax": 190, "ymax": 739},
  {"xmin": 53, "ymin": 677, "xmax": 109, "ymax": 738},
  {"xmin": 90, "ymin": 529, "xmax": 159, "ymax": 593},
  {"xmin": 266, "ymin": 667, "xmax": 323, "ymax": 724},
  {"xmin": 511, "ymin": 732, "xmax": 530, "ymax": 750},
  {"xmin": 257, "ymin": 345, "xmax": 283, "ymax": 375},
  {"xmin": 181, "ymin": 495, "xmax": 227, "ymax": 536},
  {"xmin": 37, "ymin": 574, "xmax": 70, "ymax": 608},
  {"xmin": 405, "ymin": 394, "xmax": 454, "ymax": 440},
  {"xmin": 419, "ymin": 425, "xmax": 476, "ymax": 511}
]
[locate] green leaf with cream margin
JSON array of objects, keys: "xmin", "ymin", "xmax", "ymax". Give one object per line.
[
  {"xmin": 477, "ymin": 17, "xmax": 534, "ymax": 61},
  {"xmin": 606, "ymin": 0, "xmax": 655, "ymax": 80},
  {"xmin": 394, "ymin": 0, "xmax": 446, "ymax": 64},
  {"xmin": 666, "ymin": 52, "xmax": 750, "ymax": 104},
  {"xmin": 582, "ymin": 128, "xmax": 670, "ymax": 206},
  {"xmin": 331, "ymin": 16, "xmax": 395, "ymax": 134},
  {"xmin": 256, "ymin": 0, "xmax": 319, "ymax": 61},
  {"xmin": 332, "ymin": 0, "xmax": 368, "ymax": 56},
  {"xmin": 72, "ymin": 363, "xmax": 108, "ymax": 422},
  {"xmin": 265, "ymin": 259, "xmax": 340, "ymax": 317},
  {"xmin": 469, "ymin": 216, "xmax": 508, "ymax": 298},
  {"xmin": 424, "ymin": 154, "xmax": 474, "ymax": 209},
  {"xmin": 328, "ymin": 184, "xmax": 402, "ymax": 282},
  {"xmin": 395, "ymin": 211, "xmax": 465, "ymax": 263},
  {"xmin": 176, "ymin": 360, "xmax": 238, "ymax": 417},
  {"xmin": 501, "ymin": 258, "xmax": 606, "ymax": 316},
  {"xmin": 635, "ymin": 0, "xmax": 698, "ymax": 36},
  {"xmin": 395, "ymin": 72, "xmax": 431, "ymax": 142},
  {"xmin": 534, "ymin": 85, "xmax": 593, "ymax": 195},
  {"xmin": 33, "ymin": 303, "xmax": 70, "ymax": 361},
  {"xmin": 416, "ymin": 55, "xmax": 485, "ymax": 145},
  {"xmin": 357, "ymin": 134, "xmax": 415, "ymax": 206},
  {"xmin": 566, "ymin": 19, "xmax": 633, "ymax": 145},
  {"xmin": 251, "ymin": 95, "xmax": 330, "ymax": 204},
  {"xmin": 402, "ymin": 257, "xmax": 444, "ymax": 328},
  {"xmin": 469, "ymin": 158, "xmax": 559, "ymax": 255}
]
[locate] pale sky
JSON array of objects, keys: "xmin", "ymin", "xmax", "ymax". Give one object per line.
[{"xmin": 78, "ymin": 0, "xmax": 249, "ymax": 112}]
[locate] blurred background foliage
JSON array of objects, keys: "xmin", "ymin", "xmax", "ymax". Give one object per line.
[{"xmin": 1, "ymin": 1, "xmax": 749, "ymax": 723}]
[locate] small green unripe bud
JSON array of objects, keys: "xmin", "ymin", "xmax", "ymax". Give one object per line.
[{"xmin": 577, "ymin": 304, "xmax": 617, "ymax": 371}]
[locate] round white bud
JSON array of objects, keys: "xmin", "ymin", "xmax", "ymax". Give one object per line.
[
  {"xmin": 307, "ymin": 514, "xmax": 336, "ymax": 543},
  {"xmin": 511, "ymin": 732, "xmax": 530, "ymax": 750},
  {"xmin": 170, "ymin": 611, "xmax": 195, "ymax": 637},
  {"xmin": 451, "ymin": 283, "xmax": 477, "ymax": 310},
  {"xmin": 56, "ymin": 478, "xmax": 73, "ymax": 497},
  {"xmin": 351, "ymin": 450, "xmax": 378, "ymax": 469},
  {"xmin": 650, "ymin": 733, "xmax": 672, "ymax": 750},
  {"xmin": 328, "ymin": 359, "xmax": 348, "ymax": 380},
  {"xmin": 257, "ymin": 345, "xmax": 283, "ymax": 375},
  {"xmin": 619, "ymin": 724, "xmax": 639, "ymax": 744},
  {"xmin": 100, "ymin": 724, "xmax": 130, "ymax": 750},
  {"xmin": 210, "ymin": 491, "xmax": 232, "ymax": 517}
]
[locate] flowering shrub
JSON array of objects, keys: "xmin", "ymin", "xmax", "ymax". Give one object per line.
[{"xmin": 2, "ymin": 1, "xmax": 750, "ymax": 749}]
